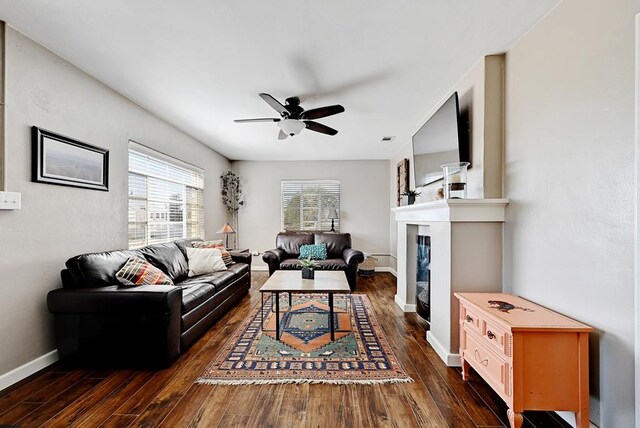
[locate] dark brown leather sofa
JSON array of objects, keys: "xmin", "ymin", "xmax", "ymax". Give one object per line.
[
  {"xmin": 47, "ymin": 239, "xmax": 251, "ymax": 367},
  {"xmin": 262, "ymin": 232, "xmax": 364, "ymax": 290}
]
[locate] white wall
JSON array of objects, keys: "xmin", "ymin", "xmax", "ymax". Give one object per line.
[
  {"xmin": 0, "ymin": 28, "xmax": 230, "ymax": 379},
  {"xmin": 504, "ymin": 0, "xmax": 639, "ymax": 426},
  {"xmin": 232, "ymin": 160, "xmax": 390, "ymax": 269}
]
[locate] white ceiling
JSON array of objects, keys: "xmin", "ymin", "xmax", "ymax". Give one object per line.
[{"xmin": 0, "ymin": 0, "xmax": 557, "ymax": 161}]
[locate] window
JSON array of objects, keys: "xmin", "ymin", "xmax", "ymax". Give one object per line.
[
  {"xmin": 128, "ymin": 143, "xmax": 204, "ymax": 248},
  {"xmin": 281, "ymin": 180, "xmax": 340, "ymax": 232}
]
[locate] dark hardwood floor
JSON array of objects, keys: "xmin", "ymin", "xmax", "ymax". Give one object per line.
[{"xmin": 0, "ymin": 272, "xmax": 569, "ymax": 428}]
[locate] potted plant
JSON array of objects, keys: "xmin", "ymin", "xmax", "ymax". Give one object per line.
[
  {"xmin": 300, "ymin": 258, "xmax": 317, "ymax": 280},
  {"xmin": 401, "ymin": 189, "xmax": 421, "ymax": 205}
]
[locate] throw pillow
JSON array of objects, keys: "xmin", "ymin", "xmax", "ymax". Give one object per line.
[
  {"xmin": 116, "ymin": 256, "xmax": 174, "ymax": 287},
  {"xmin": 192, "ymin": 240, "xmax": 235, "ymax": 266},
  {"xmin": 186, "ymin": 247, "xmax": 227, "ymax": 277},
  {"xmin": 299, "ymin": 244, "xmax": 328, "ymax": 260}
]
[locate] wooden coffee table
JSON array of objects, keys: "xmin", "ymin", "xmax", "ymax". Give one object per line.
[{"xmin": 259, "ymin": 270, "xmax": 351, "ymax": 341}]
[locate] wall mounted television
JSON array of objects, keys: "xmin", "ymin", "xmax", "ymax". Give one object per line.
[{"xmin": 412, "ymin": 92, "xmax": 469, "ymax": 187}]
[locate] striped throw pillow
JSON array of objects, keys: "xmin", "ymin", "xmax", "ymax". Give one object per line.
[
  {"xmin": 192, "ymin": 240, "xmax": 235, "ymax": 266},
  {"xmin": 116, "ymin": 257, "xmax": 174, "ymax": 287}
]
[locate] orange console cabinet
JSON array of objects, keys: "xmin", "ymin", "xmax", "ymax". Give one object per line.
[{"xmin": 454, "ymin": 292, "xmax": 593, "ymax": 428}]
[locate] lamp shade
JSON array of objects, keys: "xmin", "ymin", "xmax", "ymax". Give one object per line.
[
  {"xmin": 327, "ymin": 209, "xmax": 339, "ymax": 220},
  {"xmin": 216, "ymin": 222, "xmax": 236, "ymax": 234}
]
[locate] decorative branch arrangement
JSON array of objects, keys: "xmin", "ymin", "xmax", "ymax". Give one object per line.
[{"xmin": 221, "ymin": 171, "xmax": 243, "ymax": 248}]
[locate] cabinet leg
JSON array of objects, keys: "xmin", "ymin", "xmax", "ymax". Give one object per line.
[
  {"xmin": 575, "ymin": 411, "xmax": 590, "ymax": 428},
  {"xmin": 461, "ymin": 357, "xmax": 470, "ymax": 381},
  {"xmin": 507, "ymin": 409, "xmax": 523, "ymax": 428}
]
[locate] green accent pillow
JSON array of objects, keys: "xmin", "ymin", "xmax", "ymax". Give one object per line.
[{"xmin": 299, "ymin": 244, "xmax": 327, "ymax": 261}]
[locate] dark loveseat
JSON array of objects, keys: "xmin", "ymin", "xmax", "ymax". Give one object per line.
[
  {"xmin": 262, "ymin": 232, "xmax": 364, "ymax": 290},
  {"xmin": 47, "ymin": 239, "xmax": 251, "ymax": 367}
]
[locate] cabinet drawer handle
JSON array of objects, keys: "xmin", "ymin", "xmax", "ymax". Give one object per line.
[
  {"xmin": 487, "ymin": 330, "xmax": 495, "ymax": 340},
  {"xmin": 474, "ymin": 349, "xmax": 489, "ymax": 366},
  {"xmin": 466, "ymin": 315, "xmax": 473, "ymax": 323}
]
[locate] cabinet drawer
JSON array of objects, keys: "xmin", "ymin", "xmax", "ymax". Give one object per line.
[
  {"xmin": 460, "ymin": 304, "xmax": 482, "ymax": 336},
  {"xmin": 462, "ymin": 328, "xmax": 511, "ymax": 399},
  {"xmin": 483, "ymin": 319, "xmax": 511, "ymax": 358}
]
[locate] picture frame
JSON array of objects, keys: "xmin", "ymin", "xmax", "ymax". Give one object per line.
[
  {"xmin": 397, "ymin": 158, "xmax": 409, "ymax": 206},
  {"xmin": 32, "ymin": 126, "xmax": 109, "ymax": 191}
]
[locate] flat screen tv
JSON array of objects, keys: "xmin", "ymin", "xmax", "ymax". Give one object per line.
[{"xmin": 412, "ymin": 92, "xmax": 469, "ymax": 187}]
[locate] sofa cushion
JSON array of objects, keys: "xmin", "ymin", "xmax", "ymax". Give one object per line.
[
  {"xmin": 280, "ymin": 258, "xmax": 303, "ymax": 270},
  {"xmin": 139, "ymin": 242, "xmax": 189, "ymax": 280},
  {"xmin": 314, "ymin": 258, "xmax": 348, "ymax": 270},
  {"xmin": 66, "ymin": 249, "xmax": 143, "ymax": 288},
  {"xmin": 186, "ymin": 247, "xmax": 227, "ymax": 277},
  {"xmin": 299, "ymin": 244, "xmax": 327, "ymax": 260},
  {"xmin": 192, "ymin": 240, "xmax": 235, "ymax": 266},
  {"xmin": 180, "ymin": 283, "xmax": 216, "ymax": 313},
  {"xmin": 314, "ymin": 233, "xmax": 352, "ymax": 258},
  {"xmin": 276, "ymin": 233, "xmax": 314, "ymax": 256},
  {"xmin": 115, "ymin": 257, "xmax": 174, "ymax": 287}
]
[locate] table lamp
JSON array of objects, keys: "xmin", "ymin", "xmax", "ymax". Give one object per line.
[
  {"xmin": 327, "ymin": 209, "xmax": 338, "ymax": 232},
  {"xmin": 217, "ymin": 222, "xmax": 236, "ymax": 248}
]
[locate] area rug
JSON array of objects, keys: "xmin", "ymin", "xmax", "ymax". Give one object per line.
[{"xmin": 196, "ymin": 293, "xmax": 413, "ymax": 385}]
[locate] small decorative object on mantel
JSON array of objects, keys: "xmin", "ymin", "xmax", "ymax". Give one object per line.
[
  {"xmin": 396, "ymin": 158, "xmax": 409, "ymax": 206},
  {"xmin": 442, "ymin": 162, "xmax": 470, "ymax": 199},
  {"xmin": 435, "ymin": 187, "xmax": 444, "ymax": 200},
  {"xmin": 401, "ymin": 189, "xmax": 421, "ymax": 206},
  {"xmin": 300, "ymin": 258, "xmax": 316, "ymax": 279},
  {"xmin": 221, "ymin": 171, "xmax": 243, "ymax": 248},
  {"xmin": 32, "ymin": 126, "xmax": 109, "ymax": 191}
]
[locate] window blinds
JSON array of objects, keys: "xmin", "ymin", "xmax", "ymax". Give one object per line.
[
  {"xmin": 281, "ymin": 180, "xmax": 340, "ymax": 232},
  {"xmin": 128, "ymin": 145, "xmax": 204, "ymax": 249}
]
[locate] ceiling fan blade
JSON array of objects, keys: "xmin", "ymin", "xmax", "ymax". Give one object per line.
[
  {"xmin": 259, "ymin": 93, "xmax": 288, "ymax": 117},
  {"xmin": 301, "ymin": 105, "xmax": 345, "ymax": 120},
  {"xmin": 304, "ymin": 121, "xmax": 338, "ymax": 136},
  {"xmin": 278, "ymin": 129, "xmax": 288, "ymax": 140},
  {"xmin": 234, "ymin": 118, "xmax": 280, "ymax": 123}
]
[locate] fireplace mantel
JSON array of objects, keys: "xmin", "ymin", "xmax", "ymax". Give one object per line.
[
  {"xmin": 392, "ymin": 198, "xmax": 509, "ymax": 222},
  {"xmin": 392, "ymin": 198, "xmax": 509, "ymax": 366}
]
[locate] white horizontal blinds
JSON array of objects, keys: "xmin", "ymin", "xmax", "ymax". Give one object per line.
[
  {"xmin": 128, "ymin": 146, "xmax": 204, "ymax": 249},
  {"xmin": 281, "ymin": 180, "xmax": 340, "ymax": 232}
]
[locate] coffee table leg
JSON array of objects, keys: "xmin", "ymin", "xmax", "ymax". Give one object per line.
[
  {"xmin": 329, "ymin": 292, "xmax": 334, "ymax": 341},
  {"xmin": 275, "ymin": 292, "xmax": 280, "ymax": 340},
  {"xmin": 289, "ymin": 292, "xmax": 292, "ymax": 308},
  {"xmin": 261, "ymin": 292, "xmax": 264, "ymax": 330}
]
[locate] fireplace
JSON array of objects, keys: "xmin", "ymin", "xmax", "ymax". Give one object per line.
[{"xmin": 416, "ymin": 235, "xmax": 431, "ymax": 321}]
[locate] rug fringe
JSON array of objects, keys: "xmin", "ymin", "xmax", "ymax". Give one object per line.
[{"xmin": 195, "ymin": 377, "xmax": 414, "ymax": 386}]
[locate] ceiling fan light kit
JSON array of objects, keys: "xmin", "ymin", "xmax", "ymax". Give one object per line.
[
  {"xmin": 278, "ymin": 119, "xmax": 306, "ymax": 137},
  {"xmin": 234, "ymin": 93, "xmax": 345, "ymax": 139}
]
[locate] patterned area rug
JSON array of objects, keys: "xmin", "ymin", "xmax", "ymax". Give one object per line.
[{"xmin": 196, "ymin": 293, "xmax": 413, "ymax": 385}]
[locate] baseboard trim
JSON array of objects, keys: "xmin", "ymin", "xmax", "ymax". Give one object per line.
[
  {"xmin": 426, "ymin": 332, "xmax": 461, "ymax": 367},
  {"xmin": 251, "ymin": 266, "xmax": 268, "ymax": 272},
  {"xmin": 0, "ymin": 350, "xmax": 58, "ymax": 392},
  {"xmin": 376, "ymin": 267, "xmax": 397, "ymax": 277},
  {"xmin": 394, "ymin": 294, "xmax": 416, "ymax": 312}
]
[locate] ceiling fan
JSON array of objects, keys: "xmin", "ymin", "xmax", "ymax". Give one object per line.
[{"xmin": 234, "ymin": 93, "xmax": 345, "ymax": 140}]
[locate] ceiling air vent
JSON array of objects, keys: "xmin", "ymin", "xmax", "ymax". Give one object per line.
[{"xmin": 381, "ymin": 136, "xmax": 396, "ymax": 143}]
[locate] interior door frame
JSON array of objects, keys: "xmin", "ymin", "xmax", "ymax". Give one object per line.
[{"xmin": 634, "ymin": 13, "xmax": 640, "ymax": 428}]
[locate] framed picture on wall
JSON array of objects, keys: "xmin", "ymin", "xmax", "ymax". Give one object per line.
[
  {"xmin": 397, "ymin": 158, "xmax": 409, "ymax": 206},
  {"xmin": 32, "ymin": 126, "xmax": 109, "ymax": 191}
]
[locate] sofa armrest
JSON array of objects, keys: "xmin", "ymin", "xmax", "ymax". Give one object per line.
[
  {"xmin": 229, "ymin": 251, "xmax": 252, "ymax": 265},
  {"xmin": 262, "ymin": 248, "xmax": 287, "ymax": 275},
  {"xmin": 262, "ymin": 248, "xmax": 287, "ymax": 264},
  {"xmin": 343, "ymin": 248, "xmax": 365, "ymax": 266},
  {"xmin": 47, "ymin": 285, "xmax": 182, "ymax": 315}
]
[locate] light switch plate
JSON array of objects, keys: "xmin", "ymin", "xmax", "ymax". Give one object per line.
[{"xmin": 0, "ymin": 191, "xmax": 21, "ymax": 210}]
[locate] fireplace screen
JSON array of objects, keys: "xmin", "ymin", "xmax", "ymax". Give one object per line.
[{"xmin": 416, "ymin": 235, "xmax": 431, "ymax": 321}]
